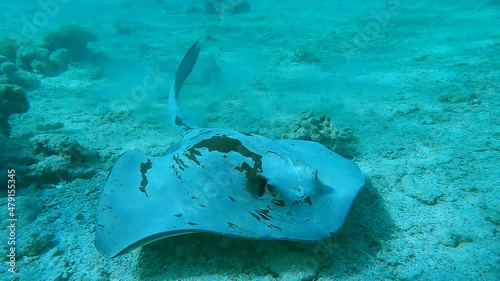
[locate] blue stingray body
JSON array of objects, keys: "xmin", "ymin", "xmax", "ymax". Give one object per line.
[{"xmin": 95, "ymin": 41, "xmax": 365, "ymax": 258}]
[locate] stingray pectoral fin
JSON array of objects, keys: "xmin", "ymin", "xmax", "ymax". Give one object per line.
[
  {"xmin": 277, "ymin": 139, "xmax": 365, "ymax": 232},
  {"xmin": 317, "ymin": 155, "xmax": 365, "ymax": 232},
  {"xmin": 95, "ymin": 150, "xmax": 191, "ymax": 258}
]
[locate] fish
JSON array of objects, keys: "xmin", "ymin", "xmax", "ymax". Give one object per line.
[{"xmin": 95, "ymin": 40, "xmax": 365, "ymax": 258}]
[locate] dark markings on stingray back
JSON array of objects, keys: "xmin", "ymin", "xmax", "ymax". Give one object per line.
[
  {"xmin": 227, "ymin": 222, "xmax": 237, "ymax": 228},
  {"xmin": 235, "ymin": 162, "xmax": 253, "ymax": 179},
  {"xmin": 187, "ymin": 222, "xmax": 199, "ymax": 226},
  {"xmin": 138, "ymin": 159, "xmax": 152, "ymax": 197},
  {"xmin": 271, "ymin": 199, "xmax": 285, "ymax": 207},
  {"xmin": 292, "ymin": 196, "xmax": 313, "ymax": 206},
  {"xmin": 268, "ymin": 223, "xmax": 282, "ymax": 231},
  {"xmin": 187, "ymin": 134, "xmax": 263, "ymax": 184},
  {"xmin": 174, "ymin": 214, "xmax": 183, "ymax": 217},
  {"xmin": 184, "ymin": 149, "xmax": 202, "ymax": 166},
  {"xmin": 228, "ymin": 195, "xmax": 236, "ymax": 202},
  {"xmin": 304, "ymin": 196, "xmax": 312, "ymax": 206},
  {"xmin": 266, "ymin": 150, "xmax": 282, "ymax": 157},
  {"xmin": 174, "ymin": 116, "xmax": 183, "ymax": 126},
  {"xmin": 255, "ymin": 208, "xmax": 273, "ymax": 221},
  {"xmin": 171, "ymin": 164, "xmax": 182, "ymax": 180},
  {"xmin": 173, "ymin": 155, "xmax": 186, "ymax": 171},
  {"xmin": 248, "ymin": 211, "xmax": 261, "ymax": 221},
  {"xmin": 175, "ymin": 115, "xmax": 193, "ymax": 132},
  {"xmin": 199, "ymin": 204, "xmax": 206, "ymax": 208}
]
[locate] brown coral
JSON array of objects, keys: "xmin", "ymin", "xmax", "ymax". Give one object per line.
[
  {"xmin": 0, "ymin": 84, "xmax": 29, "ymax": 136},
  {"xmin": 29, "ymin": 134, "xmax": 99, "ymax": 183},
  {"xmin": 42, "ymin": 24, "xmax": 97, "ymax": 61},
  {"xmin": 283, "ymin": 111, "xmax": 357, "ymax": 158},
  {"xmin": 0, "ymin": 37, "xmax": 18, "ymax": 62}
]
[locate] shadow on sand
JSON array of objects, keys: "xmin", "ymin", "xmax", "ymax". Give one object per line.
[{"xmin": 136, "ymin": 178, "xmax": 394, "ymax": 279}]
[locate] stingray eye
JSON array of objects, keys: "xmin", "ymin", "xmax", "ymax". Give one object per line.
[
  {"xmin": 250, "ymin": 176, "xmax": 280, "ymax": 199},
  {"xmin": 251, "ymin": 176, "xmax": 268, "ymax": 198}
]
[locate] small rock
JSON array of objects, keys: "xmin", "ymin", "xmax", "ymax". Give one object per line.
[
  {"xmin": 31, "ymin": 134, "xmax": 99, "ymax": 162},
  {"xmin": 413, "ymin": 55, "xmax": 428, "ymax": 62},
  {"xmin": 292, "ymin": 49, "xmax": 321, "ymax": 64},
  {"xmin": 29, "ymin": 155, "xmax": 70, "ymax": 182},
  {"xmin": 43, "ymin": 24, "xmax": 97, "ymax": 61},
  {"xmin": 0, "ymin": 61, "xmax": 18, "ymax": 75},
  {"xmin": 0, "ymin": 84, "xmax": 29, "ymax": 136},
  {"xmin": 10, "ymin": 70, "xmax": 40, "ymax": 89},
  {"xmin": 36, "ymin": 122, "xmax": 65, "ymax": 132},
  {"xmin": 31, "ymin": 59, "xmax": 50, "ymax": 75},
  {"xmin": 16, "ymin": 45, "xmax": 50, "ymax": 71},
  {"xmin": 0, "ymin": 76, "xmax": 11, "ymax": 84},
  {"xmin": 29, "ymin": 134, "xmax": 99, "ymax": 183},
  {"xmin": 49, "ymin": 48, "xmax": 70, "ymax": 72},
  {"xmin": 22, "ymin": 233, "xmax": 56, "ymax": 257},
  {"xmin": 0, "ymin": 55, "xmax": 9, "ymax": 63},
  {"xmin": 0, "ymin": 37, "xmax": 18, "ymax": 62},
  {"xmin": 283, "ymin": 111, "xmax": 356, "ymax": 157}
]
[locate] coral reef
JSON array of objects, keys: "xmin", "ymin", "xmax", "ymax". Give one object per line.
[
  {"xmin": 0, "ymin": 61, "xmax": 17, "ymax": 75},
  {"xmin": 0, "ymin": 133, "xmax": 99, "ymax": 188},
  {"xmin": 0, "ymin": 84, "xmax": 29, "ymax": 136},
  {"xmin": 15, "ymin": 45, "xmax": 69, "ymax": 77},
  {"xmin": 15, "ymin": 45, "xmax": 50, "ymax": 71},
  {"xmin": 1, "ymin": 47, "xmax": 42, "ymax": 88},
  {"xmin": 283, "ymin": 111, "xmax": 357, "ymax": 157},
  {"xmin": 2, "ymin": 24, "xmax": 96, "ymax": 78},
  {"xmin": 0, "ymin": 24, "xmax": 97, "ymax": 138},
  {"xmin": 29, "ymin": 134, "xmax": 100, "ymax": 183},
  {"xmin": 0, "ymin": 60, "xmax": 40, "ymax": 88},
  {"xmin": 292, "ymin": 49, "xmax": 321, "ymax": 64},
  {"xmin": 0, "ymin": 37, "xmax": 18, "ymax": 62},
  {"xmin": 0, "ymin": 24, "xmax": 98, "ymax": 139},
  {"xmin": 42, "ymin": 24, "xmax": 97, "ymax": 61}
]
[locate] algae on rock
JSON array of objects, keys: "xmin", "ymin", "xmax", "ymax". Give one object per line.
[
  {"xmin": 283, "ymin": 111, "xmax": 357, "ymax": 158},
  {"xmin": 0, "ymin": 37, "xmax": 18, "ymax": 62},
  {"xmin": 29, "ymin": 134, "xmax": 100, "ymax": 183},
  {"xmin": 42, "ymin": 24, "xmax": 97, "ymax": 61},
  {"xmin": 0, "ymin": 84, "xmax": 29, "ymax": 136}
]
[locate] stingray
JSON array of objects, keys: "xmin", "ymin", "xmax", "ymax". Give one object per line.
[{"xmin": 95, "ymin": 40, "xmax": 365, "ymax": 258}]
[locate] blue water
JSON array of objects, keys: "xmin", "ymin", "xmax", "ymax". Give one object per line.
[{"xmin": 0, "ymin": 1, "xmax": 498, "ymax": 280}]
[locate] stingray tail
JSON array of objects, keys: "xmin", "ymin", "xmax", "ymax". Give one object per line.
[{"xmin": 168, "ymin": 40, "xmax": 201, "ymax": 134}]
